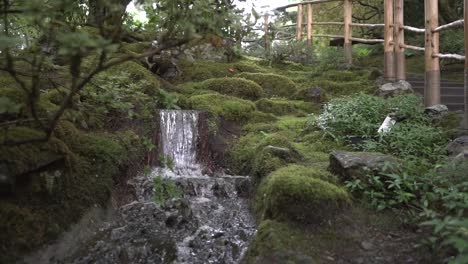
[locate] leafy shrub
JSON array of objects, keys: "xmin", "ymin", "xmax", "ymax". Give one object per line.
[
  {"xmin": 198, "ymin": 77, "xmax": 264, "ymax": 100},
  {"xmin": 153, "ymin": 176, "xmax": 183, "ymax": 206}
]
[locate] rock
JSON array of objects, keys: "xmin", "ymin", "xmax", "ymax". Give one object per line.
[
  {"xmin": 368, "ymin": 68, "xmax": 383, "ymax": 81},
  {"xmin": 360, "ymin": 241, "xmax": 374, "ymax": 251},
  {"xmin": 263, "ymin": 145, "xmax": 301, "ymax": 162},
  {"xmin": 235, "ymin": 178, "xmax": 250, "ymax": 198},
  {"xmin": 425, "ymin": 104, "xmax": 448, "ymax": 116},
  {"xmin": 447, "ymin": 136, "xmax": 468, "ymax": 156},
  {"xmin": 377, "ymin": 80, "xmax": 413, "ymax": 98},
  {"xmin": 212, "ymin": 181, "xmax": 229, "ymax": 198},
  {"xmin": 297, "ymin": 87, "xmax": 326, "ymax": 104},
  {"xmin": 329, "ymin": 151, "xmax": 400, "ymax": 181}
]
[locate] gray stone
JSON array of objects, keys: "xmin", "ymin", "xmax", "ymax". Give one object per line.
[
  {"xmin": 447, "ymin": 136, "xmax": 468, "ymax": 156},
  {"xmin": 360, "ymin": 241, "xmax": 374, "ymax": 251},
  {"xmin": 377, "ymin": 80, "xmax": 413, "ymax": 98},
  {"xmin": 329, "ymin": 151, "xmax": 400, "ymax": 181},
  {"xmin": 425, "ymin": 104, "xmax": 449, "ymax": 116}
]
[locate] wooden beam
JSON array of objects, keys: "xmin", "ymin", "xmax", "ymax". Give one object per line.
[
  {"xmin": 314, "ymin": 22, "xmax": 344, "ymax": 26},
  {"xmin": 351, "ymin": 23, "xmax": 385, "ymax": 28},
  {"xmin": 350, "ymin": 37, "xmax": 384, "ymax": 43},
  {"xmin": 264, "ymin": 14, "xmax": 270, "ymax": 56},
  {"xmin": 433, "ymin": 53, "xmax": 465, "ymax": 60},
  {"xmin": 344, "ymin": 0, "xmax": 352, "ymax": 64},
  {"xmin": 425, "ymin": 0, "xmax": 441, "ymax": 106},
  {"xmin": 307, "ymin": 4, "xmax": 314, "ymax": 45},
  {"xmin": 384, "ymin": 0, "xmax": 395, "ymax": 81},
  {"xmin": 297, "ymin": 4, "xmax": 303, "ymax": 41},
  {"xmin": 464, "ymin": 0, "xmax": 468, "ymax": 129},
  {"xmin": 400, "ymin": 44, "xmax": 425, "ymax": 52},
  {"xmin": 395, "ymin": 0, "xmax": 406, "ymax": 81},
  {"xmin": 433, "ymin": 19, "xmax": 464, "ymax": 32},
  {"xmin": 402, "ymin": 25, "xmax": 425, "ymax": 33}
]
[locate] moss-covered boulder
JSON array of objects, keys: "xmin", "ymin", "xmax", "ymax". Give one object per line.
[
  {"xmin": 189, "ymin": 93, "xmax": 256, "ymax": 122},
  {"xmin": 256, "ymin": 165, "xmax": 350, "ymax": 223},
  {"xmin": 236, "ymin": 72, "xmax": 297, "ymax": 98},
  {"xmin": 120, "ymin": 42, "xmax": 152, "ymax": 54},
  {"xmin": 255, "ymin": 98, "xmax": 317, "ymax": 116},
  {"xmin": 242, "ymin": 220, "xmax": 316, "ymax": 264},
  {"xmin": 106, "ymin": 61, "xmax": 160, "ymax": 94},
  {"xmin": 198, "ymin": 77, "xmax": 263, "ymax": 100}
]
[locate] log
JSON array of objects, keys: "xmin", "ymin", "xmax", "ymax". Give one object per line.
[
  {"xmin": 344, "ymin": 0, "xmax": 352, "ymax": 64},
  {"xmin": 384, "ymin": 0, "xmax": 395, "ymax": 81},
  {"xmin": 425, "ymin": 0, "xmax": 441, "ymax": 106},
  {"xmin": 395, "ymin": 0, "xmax": 406, "ymax": 80},
  {"xmin": 307, "ymin": 3, "xmax": 314, "ymax": 45},
  {"xmin": 350, "ymin": 23, "xmax": 385, "ymax": 28},
  {"xmin": 465, "ymin": 0, "xmax": 468, "ymax": 129},
  {"xmin": 297, "ymin": 4, "xmax": 303, "ymax": 41},
  {"xmin": 433, "ymin": 53, "xmax": 465, "ymax": 60},
  {"xmin": 400, "ymin": 44, "xmax": 425, "ymax": 52},
  {"xmin": 433, "ymin": 19, "xmax": 464, "ymax": 33},
  {"xmin": 402, "ymin": 25, "xmax": 425, "ymax": 33}
]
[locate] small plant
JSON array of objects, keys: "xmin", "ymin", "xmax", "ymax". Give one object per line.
[
  {"xmin": 159, "ymin": 155, "xmax": 175, "ymax": 171},
  {"xmin": 153, "ymin": 176, "xmax": 183, "ymax": 206}
]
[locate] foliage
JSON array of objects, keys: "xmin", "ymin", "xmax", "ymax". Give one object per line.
[
  {"xmin": 153, "ymin": 176, "xmax": 183, "ymax": 206},
  {"xmin": 255, "ymin": 98, "xmax": 316, "ymax": 116}
]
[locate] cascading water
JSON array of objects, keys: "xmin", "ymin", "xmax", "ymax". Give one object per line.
[{"xmin": 26, "ymin": 110, "xmax": 255, "ymax": 264}]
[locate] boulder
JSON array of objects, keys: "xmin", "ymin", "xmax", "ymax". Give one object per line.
[
  {"xmin": 425, "ymin": 104, "xmax": 449, "ymax": 116},
  {"xmin": 377, "ymin": 80, "xmax": 413, "ymax": 98},
  {"xmin": 329, "ymin": 151, "xmax": 399, "ymax": 181},
  {"xmin": 295, "ymin": 87, "xmax": 326, "ymax": 104},
  {"xmin": 447, "ymin": 136, "xmax": 468, "ymax": 156}
]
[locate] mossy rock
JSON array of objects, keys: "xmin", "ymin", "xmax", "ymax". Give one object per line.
[
  {"xmin": 176, "ymin": 60, "xmax": 234, "ymax": 83},
  {"xmin": 0, "ymin": 127, "xmax": 73, "ymax": 176},
  {"xmin": 198, "ymin": 77, "xmax": 263, "ymax": 100},
  {"xmin": 242, "ymin": 219, "xmax": 316, "ymax": 264},
  {"xmin": 236, "ymin": 72, "xmax": 297, "ymax": 98},
  {"xmin": 248, "ymin": 111, "xmax": 278, "ymax": 124},
  {"xmin": 189, "ymin": 93, "xmax": 256, "ymax": 122},
  {"xmin": 232, "ymin": 61, "xmax": 266, "ymax": 73},
  {"xmin": 256, "ymin": 165, "xmax": 350, "ymax": 223},
  {"xmin": 255, "ymin": 98, "xmax": 317, "ymax": 116}
]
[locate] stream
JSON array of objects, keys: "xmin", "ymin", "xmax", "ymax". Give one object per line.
[{"xmin": 23, "ymin": 110, "xmax": 255, "ymax": 264}]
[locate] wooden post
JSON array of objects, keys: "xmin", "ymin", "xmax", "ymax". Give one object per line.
[
  {"xmin": 297, "ymin": 4, "xmax": 303, "ymax": 41},
  {"xmin": 464, "ymin": 0, "xmax": 468, "ymax": 129},
  {"xmin": 384, "ymin": 0, "xmax": 395, "ymax": 81},
  {"xmin": 264, "ymin": 14, "xmax": 270, "ymax": 56},
  {"xmin": 344, "ymin": 0, "xmax": 352, "ymax": 64},
  {"xmin": 394, "ymin": 0, "xmax": 406, "ymax": 81},
  {"xmin": 307, "ymin": 3, "xmax": 313, "ymax": 45},
  {"xmin": 424, "ymin": 0, "xmax": 440, "ymax": 106}
]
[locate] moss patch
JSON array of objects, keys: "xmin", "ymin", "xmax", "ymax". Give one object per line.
[
  {"xmin": 255, "ymin": 98, "xmax": 318, "ymax": 116},
  {"xmin": 236, "ymin": 72, "xmax": 297, "ymax": 98},
  {"xmin": 189, "ymin": 93, "xmax": 256, "ymax": 122},
  {"xmin": 198, "ymin": 77, "xmax": 263, "ymax": 100},
  {"xmin": 256, "ymin": 165, "xmax": 350, "ymax": 223}
]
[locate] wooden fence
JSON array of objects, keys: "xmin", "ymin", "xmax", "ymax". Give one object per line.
[{"xmin": 273, "ymin": 0, "xmax": 468, "ymax": 129}]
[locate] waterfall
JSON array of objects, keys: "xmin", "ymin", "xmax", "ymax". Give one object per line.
[{"xmin": 159, "ymin": 110, "xmax": 201, "ymax": 173}]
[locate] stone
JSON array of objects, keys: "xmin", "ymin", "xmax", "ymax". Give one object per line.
[
  {"xmin": 329, "ymin": 151, "xmax": 400, "ymax": 181},
  {"xmin": 425, "ymin": 104, "xmax": 449, "ymax": 116},
  {"xmin": 447, "ymin": 136, "xmax": 468, "ymax": 156},
  {"xmin": 360, "ymin": 241, "xmax": 374, "ymax": 251},
  {"xmin": 298, "ymin": 87, "xmax": 326, "ymax": 104},
  {"xmin": 263, "ymin": 145, "xmax": 302, "ymax": 162},
  {"xmin": 377, "ymin": 80, "xmax": 413, "ymax": 98}
]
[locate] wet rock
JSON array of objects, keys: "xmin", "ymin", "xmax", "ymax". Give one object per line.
[
  {"xmin": 235, "ymin": 178, "xmax": 251, "ymax": 198},
  {"xmin": 329, "ymin": 151, "xmax": 400, "ymax": 181},
  {"xmin": 447, "ymin": 136, "xmax": 468, "ymax": 156},
  {"xmin": 377, "ymin": 80, "xmax": 413, "ymax": 98},
  {"xmin": 212, "ymin": 181, "xmax": 229, "ymax": 198}
]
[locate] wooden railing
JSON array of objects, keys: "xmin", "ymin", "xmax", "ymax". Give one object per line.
[{"xmin": 273, "ymin": 0, "xmax": 468, "ymax": 129}]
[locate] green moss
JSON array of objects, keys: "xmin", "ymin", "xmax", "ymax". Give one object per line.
[
  {"xmin": 322, "ymin": 70, "xmax": 364, "ymax": 82},
  {"xmin": 106, "ymin": 61, "xmax": 160, "ymax": 94},
  {"xmin": 311, "ymin": 79, "xmax": 375, "ymax": 96},
  {"xmin": 255, "ymin": 98, "xmax": 318, "ymax": 116},
  {"xmin": 176, "ymin": 60, "xmax": 234, "ymax": 83},
  {"xmin": 248, "ymin": 111, "xmax": 278, "ymax": 124},
  {"xmin": 242, "ymin": 220, "xmax": 316, "ymax": 264},
  {"xmin": 120, "ymin": 42, "xmax": 152, "ymax": 54},
  {"xmin": 256, "ymin": 165, "xmax": 350, "ymax": 223},
  {"xmin": 198, "ymin": 77, "xmax": 264, "ymax": 100},
  {"xmin": 0, "ymin": 127, "xmax": 72, "ymax": 176},
  {"xmin": 189, "ymin": 93, "xmax": 256, "ymax": 122},
  {"xmin": 232, "ymin": 61, "xmax": 266, "ymax": 73},
  {"xmin": 236, "ymin": 72, "xmax": 297, "ymax": 98}
]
